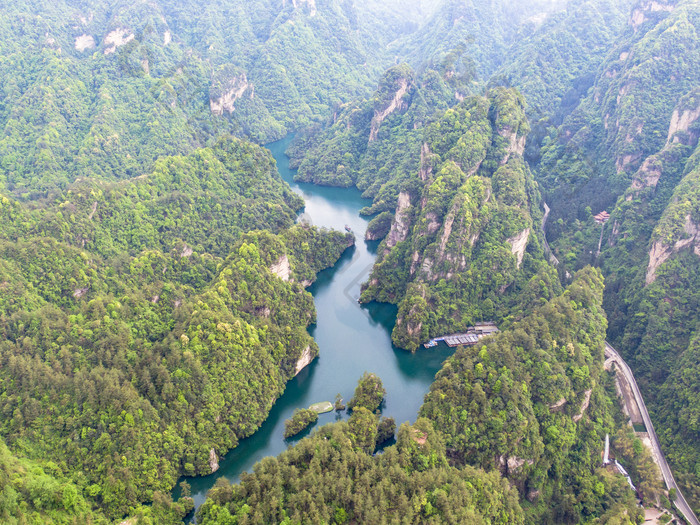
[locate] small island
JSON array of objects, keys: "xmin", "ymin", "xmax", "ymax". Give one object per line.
[
  {"xmin": 284, "ymin": 408, "xmax": 319, "ymax": 439},
  {"xmin": 347, "ymin": 372, "xmax": 386, "ymax": 412}
]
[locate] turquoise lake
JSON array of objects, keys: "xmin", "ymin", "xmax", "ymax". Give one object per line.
[{"xmin": 177, "ymin": 136, "xmax": 454, "ymax": 518}]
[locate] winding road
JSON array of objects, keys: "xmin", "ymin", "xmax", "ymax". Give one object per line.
[
  {"xmin": 541, "ymin": 202, "xmax": 698, "ymax": 524},
  {"xmin": 605, "ymin": 343, "xmax": 699, "ymax": 525}
]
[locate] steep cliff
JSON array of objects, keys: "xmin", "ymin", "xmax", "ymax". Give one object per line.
[
  {"xmin": 359, "ymin": 89, "xmax": 553, "ymax": 350},
  {"xmin": 419, "ymin": 268, "xmax": 641, "ymax": 523},
  {"xmin": 529, "ymin": 0, "xmax": 700, "ymax": 506},
  {"xmin": 538, "ymin": 0, "xmax": 700, "ymax": 243}
]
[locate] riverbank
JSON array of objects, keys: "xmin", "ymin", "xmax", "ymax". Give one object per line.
[{"xmin": 173, "ymin": 135, "xmax": 456, "ymax": 520}]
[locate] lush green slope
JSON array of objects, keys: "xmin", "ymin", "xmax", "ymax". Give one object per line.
[
  {"xmin": 0, "ymin": 0, "xmax": 216, "ymax": 197},
  {"xmin": 538, "ymin": 0, "xmax": 700, "ymax": 243},
  {"xmin": 493, "ymin": 0, "xmax": 633, "ymax": 122},
  {"xmin": 288, "ymin": 61, "xmax": 470, "ymax": 197},
  {"xmin": 356, "ymin": 89, "xmax": 555, "ymax": 350},
  {"xmin": 420, "ymin": 267, "xmax": 651, "ymax": 523},
  {"xmin": 526, "ymin": 1, "xmax": 700, "ymax": 508},
  {"xmin": 606, "ymin": 152, "xmax": 700, "ymax": 508},
  {"xmin": 194, "ymin": 270, "xmax": 651, "ymax": 525},
  {"xmin": 196, "ymin": 417, "xmax": 524, "ymax": 525},
  {"xmin": 0, "ymin": 436, "xmax": 111, "ymax": 524},
  {"xmin": 0, "ymin": 0, "xmax": 417, "ymax": 197},
  {"xmin": 0, "ymin": 137, "xmax": 353, "ymax": 519},
  {"xmin": 0, "ymin": 432, "xmax": 197, "ymax": 524},
  {"xmin": 4, "ymin": 0, "xmax": 700, "ymax": 520},
  {"xmin": 392, "ymin": 0, "xmax": 569, "ymax": 80}
]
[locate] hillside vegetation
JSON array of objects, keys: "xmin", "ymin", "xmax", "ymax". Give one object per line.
[
  {"xmin": 3, "ymin": 0, "xmax": 700, "ymax": 521},
  {"xmin": 0, "ymin": 137, "xmax": 352, "ymax": 518},
  {"xmin": 528, "ymin": 0, "xmax": 700, "ymax": 505},
  {"xmin": 198, "ymin": 269, "xmax": 647, "ymax": 524}
]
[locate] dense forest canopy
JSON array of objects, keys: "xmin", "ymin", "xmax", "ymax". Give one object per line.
[
  {"xmin": 0, "ymin": 136, "xmax": 353, "ymax": 521},
  {"xmin": 1, "ymin": 0, "xmax": 700, "ymax": 523}
]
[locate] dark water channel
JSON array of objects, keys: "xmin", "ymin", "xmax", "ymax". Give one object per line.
[{"xmin": 177, "ymin": 136, "xmax": 454, "ymax": 518}]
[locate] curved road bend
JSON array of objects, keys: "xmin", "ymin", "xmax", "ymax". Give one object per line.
[
  {"xmin": 540, "ymin": 202, "xmax": 698, "ymax": 523},
  {"xmin": 605, "ymin": 343, "xmax": 700, "ymax": 525}
]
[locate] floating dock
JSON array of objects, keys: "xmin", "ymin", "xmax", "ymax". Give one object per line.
[
  {"xmin": 423, "ymin": 323, "xmax": 499, "ymax": 348},
  {"xmin": 444, "ymin": 333, "xmax": 479, "ymax": 346}
]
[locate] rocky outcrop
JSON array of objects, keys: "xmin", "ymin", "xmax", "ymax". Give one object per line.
[
  {"xmin": 630, "ymin": 1, "xmax": 675, "ymax": 31},
  {"xmin": 500, "ymin": 130, "xmax": 526, "ymax": 166},
  {"xmin": 507, "ymin": 456, "xmax": 533, "ymax": 472},
  {"xmin": 507, "ymin": 228, "xmax": 530, "ymax": 269},
  {"xmin": 548, "ymin": 398, "xmax": 567, "ymax": 412},
  {"xmin": 284, "ymin": 0, "xmax": 317, "ymax": 16},
  {"xmin": 210, "ymin": 74, "xmax": 251, "ymax": 115},
  {"xmin": 407, "ymin": 320, "xmax": 422, "ymax": 339},
  {"xmin": 398, "ymin": 285, "xmax": 427, "ymax": 341},
  {"xmin": 436, "ymin": 211, "xmax": 456, "ymax": 262},
  {"xmin": 646, "ymin": 214, "xmax": 700, "ymax": 284},
  {"xmin": 573, "ymin": 389, "xmax": 593, "ymax": 423},
  {"xmin": 365, "ymin": 211, "xmax": 394, "ymax": 241},
  {"xmin": 385, "ymin": 192, "xmax": 412, "ymax": 249},
  {"xmin": 646, "ymin": 240, "xmax": 674, "ymax": 285},
  {"xmin": 209, "ymin": 448, "xmax": 219, "ymax": 473},
  {"xmin": 629, "ymin": 156, "xmax": 663, "ymax": 193},
  {"xmin": 73, "ymin": 287, "xmax": 88, "ymax": 299},
  {"xmin": 628, "ymin": 95, "xmax": 700, "ymax": 196},
  {"xmin": 369, "ymin": 79, "xmax": 409, "ymax": 142},
  {"xmin": 499, "ymin": 454, "xmax": 534, "ymax": 474},
  {"xmin": 104, "ymin": 28, "xmax": 134, "ymax": 55},
  {"xmin": 366, "ymin": 229, "xmax": 386, "ymax": 241},
  {"xmin": 75, "ymin": 35, "xmax": 95, "ymax": 52},
  {"xmin": 667, "ymin": 103, "xmax": 700, "ymax": 145},
  {"xmin": 615, "ymin": 152, "xmax": 642, "ymax": 173},
  {"xmin": 527, "ymin": 488, "xmax": 541, "ymax": 502},
  {"xmin": 295, "ymin": 346, "xmax": 315, "ymax": 375},
  {"xmin": 163, "ymin": 30, "xmax": 172, "ymax": 45},
  {"xmin": 419, "ymin": 142, "xmax": 433, "ymax": 182},
  {"xmin": 270, "ymin": 255, "xmax": 292, "ymax": 282},
  {"xmin": 425, "ymin": 212, "xmax": 442, "ymax": 236}
]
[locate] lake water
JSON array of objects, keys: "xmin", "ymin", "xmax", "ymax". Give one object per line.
[{"xmin": 177, "ymin": 135, "xmax": 454, "ymax": 519}]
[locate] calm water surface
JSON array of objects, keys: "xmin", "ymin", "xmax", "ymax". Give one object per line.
[{"xmin": 178, "ymin": 136, "xmax": 454, "ymax": 519}]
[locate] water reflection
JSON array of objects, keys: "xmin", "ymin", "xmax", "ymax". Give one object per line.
[{"xmin": 175, "ymin": 135, "xmax": 454, "ymax": 519}]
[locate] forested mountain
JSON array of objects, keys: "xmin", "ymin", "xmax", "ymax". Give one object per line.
[
  {"xmin": 195, "ymin": 269, "xmax": 654, "ymax": 524},
  {"xmin": 493, "ymin": 0, "xmax": 634, "ymax": 121},
  {"xmin": 286, "ymin": 0, "xmax": 700, "ymax": 518},
  {"xmin": 532, "ymin": 0, "xmax": 700, "ymax": 505},
  {"xmin": 0, "ymin": 0, "xmax": 420, "ymax": 198},
  {"xmin": 197, "ymin": 417, "xmax": 524, "ymax": 525},
  {"xmin": 420, "ymin": 267, "xmax": 660, "ymax": 523},
  {"xmin": 2, "ymin": 0, "xmax": 700, "ymax": 522},
  {"xmin": 360, "ymin": 88, "xmax": 555, "ymax": 351},
  {"xmin": 393, "ymin": 0, "xmax": 574, "ymax": 79},
  {"xmin": 288, "ymin": 61, "xmax": 471, "ymax": 193},
  {"xmin": 0, "ymin": 137, "xmax": 352, "ymax": 519},
  {"xmin": 491, "ymin": 0, "xmax": 634, "ymax": 162},
  {"xmin": 291, "ymin": 83, "xmax": 554, "ymax": 350}
]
